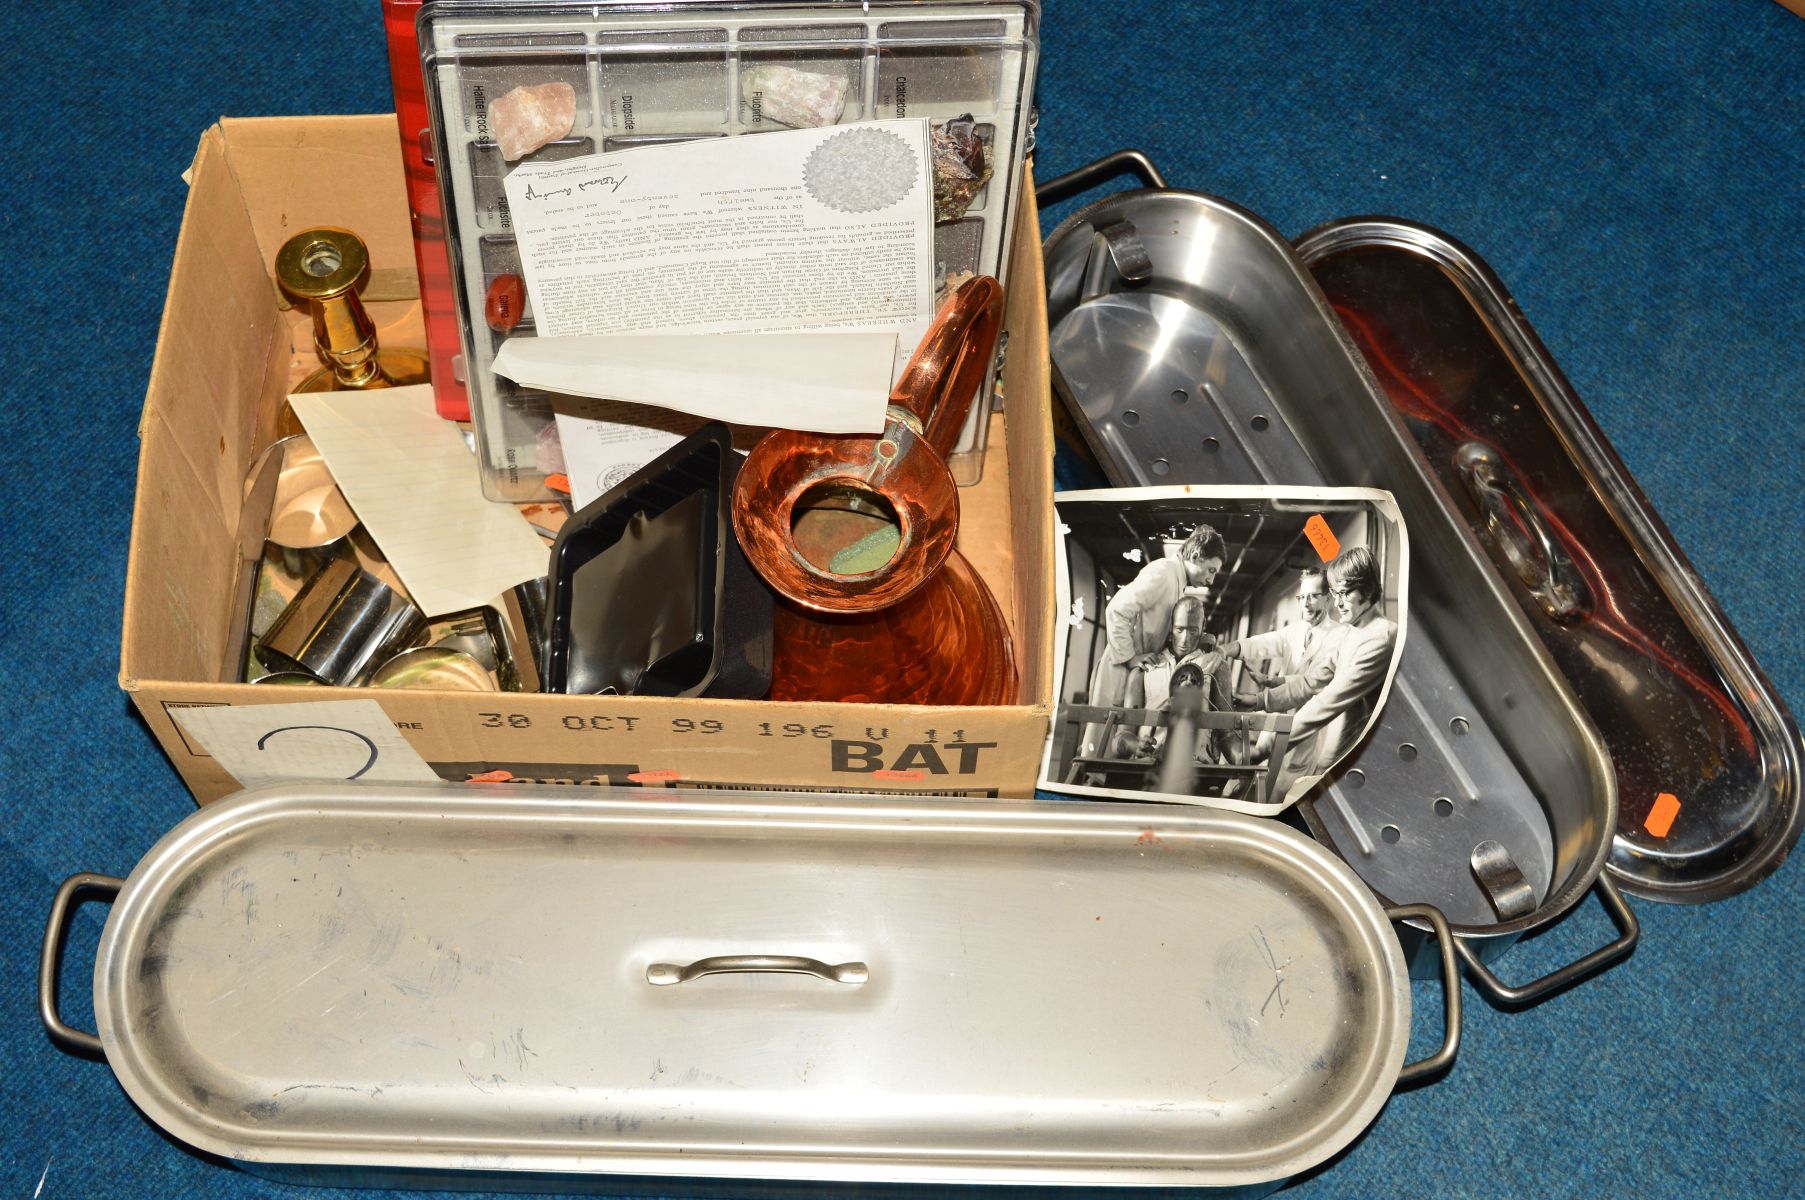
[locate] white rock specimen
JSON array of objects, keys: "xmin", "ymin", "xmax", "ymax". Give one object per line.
[{"xmin": 743, "ymin": 63, "xmax": 849, "ymax": 129}]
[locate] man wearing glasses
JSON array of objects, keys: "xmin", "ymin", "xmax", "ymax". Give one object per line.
[
  {"xmin": 1216, "ymin": 567, "xmax": 1347, "ymax": 713},
  {"xmin": 1217, "ymin": 546, "xmax": 1399, "ymax": 804},
  {"xmin": 1280, "ymin": 545, "xmax": 1398, "ymax": 800}
]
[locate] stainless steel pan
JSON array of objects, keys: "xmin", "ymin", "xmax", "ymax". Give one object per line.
[
  {"xmin": 1039, "ymin": 152, "xmax": 1637, "ymax": 1004},
  {"xmin": 1295, "ymin": 216, "xmax": 1802, "ymax": 905}
]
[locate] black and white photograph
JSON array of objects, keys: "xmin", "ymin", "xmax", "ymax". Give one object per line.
[{"xmin": 1041, "ymin": 486, "xmax": 1408, "ymax": 812}]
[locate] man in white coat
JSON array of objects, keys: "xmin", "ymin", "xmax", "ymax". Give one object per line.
[
  {"xmin": 1216, "ymin": 567, "xmax": 1347, "ymax": 714},
  {"xmin": 1079, "ymin": 524, "xmax": 1227, "ymax": 756},
  {"xmin": 1266, "ymin": 545, "xmax": 1399, "ymax": 803}
]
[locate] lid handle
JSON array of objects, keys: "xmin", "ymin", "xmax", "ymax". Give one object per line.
[
  {"xmin": 647, "ymin": 954, "xmax": 870, "ymax": 987},
  {"xmin": 1455, "ymin": 442, "xmax": 1593, "ymax": 623}
]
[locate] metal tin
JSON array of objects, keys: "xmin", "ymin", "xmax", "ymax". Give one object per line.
[
  {"xmin": 257, "ymin": 558, "xmax": 428, "ymax": 686},
  {"xmin": 369, "ymin": 645, "xmax": 496, "ymax": 690},
  {"xmin": 1295, "ymin": 219, "xmax": 1803, "ymax": 903},
  {"xmin": 495, "ymin": 577, "xmax": 549, "ymax": 692},
  {"xmin": 1039, "ymin": 154, "xmax": 1636, "ymax": 1005},
  {"xmin": 265, "ymin": 434, "xmax": 364, "ymax": 579},
  {"xmin": 45, "ymin": 783, "xmax": 1457, "ymax": 1192},
  {"xmin": 423, "ymin": 607, "xmax": 501, "ymax": 672}
]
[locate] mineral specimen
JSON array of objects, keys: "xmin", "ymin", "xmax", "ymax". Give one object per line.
[
  {"xmin": 490, "ymin": 82, "xmax": 577, "ymax": 161},
  {"xmin": 485, "ymin": 273, "xmax": 527, "ymax": 332},
  {"xmin": 743, "ymin": 63, "xmax": 849, "ymax": 129},
  {"xmin": 929, "ymin": 114, "xmax": 992, "ymax": 223}
]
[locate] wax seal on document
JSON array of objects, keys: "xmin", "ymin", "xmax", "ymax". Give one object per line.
[{"xmin": 804, "ymin": 127, "xmax": 919, "ymax": 214}]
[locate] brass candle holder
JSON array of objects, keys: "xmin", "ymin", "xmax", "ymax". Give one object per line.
[{"xmin": 274, "ymin": 227, "xmax": 430, "ymax": 433}]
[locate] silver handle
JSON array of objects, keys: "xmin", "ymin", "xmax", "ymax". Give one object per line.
[
  {"xmin": 647, "ymin": 954, "xmax": 870, "ymax": 987},
  {"xmin": 1387, "ymin": 903, "xmax": 1462, "ymax": 1087},
  {"xmin": 1454, "ymin": 874, "xmax": 1639, "ymax": 1007},
  {"xmin": 1034, "ymin": 149, "xmax": 1170, "ymax": 207},
  {"xmin": 1456, "ymin": 442, "xmax": 1592, "ymax": 623},
  {"xmin": 40, "ymin": 872, "xmax": 124, "ymax": 1058}
]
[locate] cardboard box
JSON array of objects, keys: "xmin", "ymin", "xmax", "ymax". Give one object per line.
[{"xmin": 122, "ymin": 115, "xmax": 1055, "ymax": 804}]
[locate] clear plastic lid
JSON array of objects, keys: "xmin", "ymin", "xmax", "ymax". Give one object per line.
[{"xmin": 419, "ymin": 1, "xmax": 1040, "ymax": 500}]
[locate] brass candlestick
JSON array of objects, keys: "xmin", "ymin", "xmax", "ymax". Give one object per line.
[{"xmin": 274, "ymin": 228, "xmax": 430, "ymax": 428}]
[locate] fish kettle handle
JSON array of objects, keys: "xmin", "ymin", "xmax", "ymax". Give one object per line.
[
  {"xmin": 1033, "ymin": 149, "xmax": 1170, "ymax": 208},
  {"xmin": 1388, "ymin": 902, "xmax": 1462, "ymax": 1087},
  {"xmin": 647, "ymin": 954, "xmax": 870, "ymax": 987},
  {"xmin": 1454, "ymin": 874, "xmax": 1640, "ymax": 1007},
  {"xmin": 1455, "ymin": 442, "xmax": 1593, "ymax": 623},
  {"xmin": 40, "ymin": 872, "xmax": 123, "ymax": 1058}
]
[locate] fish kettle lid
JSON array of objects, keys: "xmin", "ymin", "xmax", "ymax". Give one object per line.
[{"xmin": 92, "ymin": 782, "xmax": 1421, "ymax": 1188}]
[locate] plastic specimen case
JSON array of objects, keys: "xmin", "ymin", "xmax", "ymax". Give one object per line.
[{"xmin": 418, "ymin": 0, "xmax": 1042, "ymax": 501}]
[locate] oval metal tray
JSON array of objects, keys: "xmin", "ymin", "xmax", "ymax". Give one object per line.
[
  {"xmin": 59, "ymin": 783, "xmax": 1454, "ymax": 1191},
  {"xmin": 1295, "ymin": 218, "xmax": 1802, "ymax": 903}
]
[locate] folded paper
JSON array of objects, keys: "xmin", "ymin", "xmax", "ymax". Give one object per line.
[
  {"xmin": 492, "ymin": 330, "xmax": 895, "ymax": 435},
  {"xmin": 288, "ymin": 385, "xmax": 549, "ymax": 617}
]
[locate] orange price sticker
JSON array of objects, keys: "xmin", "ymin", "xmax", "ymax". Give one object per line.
[
  {"xmin": 872, "ymin": 769, "xmax": 926, "ymax": 781},
  {"xmin": 1645, "ymin": 791, "xmax": 1681, "ymax": 838},
  {"xmin": 545, "ymin": 473, "xmax": 572, "ymax": 495},
  {"xmin": 466, "ymin": 769, "xmax": 514, "ymax": 783},
  {"xmin": 1303, "ymin": 514, "xmax": 1341, "ymax": 563},
  {"xmin": 628, "ymin": 769, "xmax": 682, "ymax": 783}
]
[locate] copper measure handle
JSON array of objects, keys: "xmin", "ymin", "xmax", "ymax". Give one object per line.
[{"xmin": 890, "ymin": 276, "xmax": 1005, "ymax": 459}]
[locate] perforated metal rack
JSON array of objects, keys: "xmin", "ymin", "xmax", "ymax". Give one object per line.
[{"xmin": 1040, "ymin": 152, "xmax": 1638, "ymax": 1003}]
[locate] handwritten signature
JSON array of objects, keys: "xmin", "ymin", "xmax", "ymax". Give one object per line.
[{"xmin": 523, "ymin": 175, "xmax": 628, "ymax": 202}]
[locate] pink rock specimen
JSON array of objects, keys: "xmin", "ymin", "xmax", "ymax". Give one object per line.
[{"xmin": 490, "ymin": 82, "xmax": 577, "ymax": 161}]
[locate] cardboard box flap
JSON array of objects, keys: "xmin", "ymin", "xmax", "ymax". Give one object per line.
[
  {"xmin": 1001, "ymin": 168, "xmax": 1055, "ymax": 710},
  {"xmin": 218, "ymin": 115, "xmax": 418, "ymax": 307},
  {"xmin": 123, "ymin": 124, "xmax": 284, "ymax": 688}
]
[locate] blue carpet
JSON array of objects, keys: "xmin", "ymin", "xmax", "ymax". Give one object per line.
[{"xmin": 3, "ymin": 2, "xmax": 1801, "ymax": 1197}]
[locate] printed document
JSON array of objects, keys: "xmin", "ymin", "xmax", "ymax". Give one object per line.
[{"xmin": 502, "ymin": 120, "xmax": 934, "ymax": 498}]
